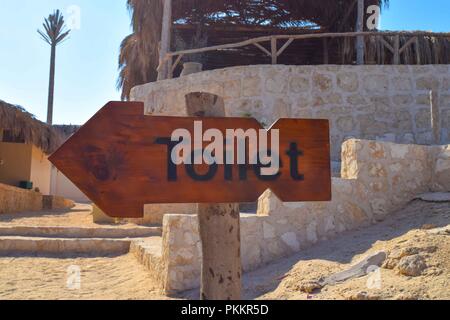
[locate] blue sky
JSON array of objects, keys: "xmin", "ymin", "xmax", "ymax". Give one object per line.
[{"xmin": 0, "ymin": 0, "xmax": 449, "ymax": 125}]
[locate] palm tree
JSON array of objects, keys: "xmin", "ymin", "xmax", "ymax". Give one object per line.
[{"xmin": 38, "ymin": 10, "xmax": 70, "ymax": 125}]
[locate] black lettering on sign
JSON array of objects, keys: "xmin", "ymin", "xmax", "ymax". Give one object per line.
[
  {"xmin": 185, "ymin": 150, "xmax": 218, "ymax": 181},
  {"xmin": 155, "ymin": 137, "xmax": 304, "ymax": 182},
  {"xmin": 155, "ymin": 137, "xmax": 179, "ymax": 181},
  {"xmin": 286, "ymin": 142, "xmax": 304, "ymax": 181}
]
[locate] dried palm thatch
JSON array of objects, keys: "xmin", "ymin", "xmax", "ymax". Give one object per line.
[
  {"xmin": 0, "ymin": 100, "xmax": 63, "ymax": 154},
  {"xmin": 118, "ymin": 0, "xmax": 389, "ymax": 99},
  {"xmin": 341, "ymin": 33, "xmax": 450, "ymax": 64},
  {"xmin": 53, "ymin": 124, "xmax": 81, "ymax": 140}
]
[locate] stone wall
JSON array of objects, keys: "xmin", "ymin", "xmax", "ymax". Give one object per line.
[
  {"xmin": 131, "ymin": 65, "xmax": 450, "ymax": 161},
  {"xmin": 0, "ymin": 183, "xmax": 75, "ymax": 214},
  {"xmin": 42, "ymin": 195, "xmax": 75, "ymax": 211},
  {"xmin": 431, "ymin": 145, "xmax": 450, "ymax": 192},
  {"xmin": 157, "ymin": 140, "xmax": 449, "ymax": 293},
  {"xmin": 0, "ymin": 183, "xmax": 43, "ymax": 214}
]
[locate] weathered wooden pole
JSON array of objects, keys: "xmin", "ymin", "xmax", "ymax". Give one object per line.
[
  {"xmin": 271, "ymin": 37, "xmax": 278, "ymax": 65},
  {"xmin": 393, "ymin": 35, "xmax": 400, "ymax": 65},
  {"xmin": 415, "ymin": 37, "xmax": 422, "ymax": 65},
  {"xmin": 185, "ymin": 95, "xmax": 242, "ymax": 300},
  {"xmin": 197, "ymin": 203, "xmax": 241, "ymax": 300},
  {"xmin": 158, "ymin": 0, "xmax": 172, "ymax": 80},
  {"xmin": 356, "ymin": 0, "xmax": 365, "ymax": 65}
]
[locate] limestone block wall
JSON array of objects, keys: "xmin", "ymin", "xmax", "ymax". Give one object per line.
[
  {"xmin": 0, "ymin": 183, "xmax": 43, "ymax": 214},
  {"xmin": 158, "ymin": 140, "xmax": 448, "ymax": 294},
  {"xmin": 431, "ymin": 145, "xmax": 450, "ymax": 192},
  {"xmin": 131, "ymin": 65, "xmax": 450, "ymax": 161}
]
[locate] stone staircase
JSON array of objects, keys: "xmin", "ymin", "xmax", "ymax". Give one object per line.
[
  {"xmin": 130, "ymin": 238, "xmax": 165, "ymax": 285},
  {"xmin": 0, "ymin": 225, "xmax": 162, "ymax": 256}
]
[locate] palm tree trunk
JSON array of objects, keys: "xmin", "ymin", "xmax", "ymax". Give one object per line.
[{"xmin": 47, "ymin": 44, "xmax": 56, "ymax": 125}]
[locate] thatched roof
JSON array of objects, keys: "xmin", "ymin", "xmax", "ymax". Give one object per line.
[
  {"xmin": 119, "ymin": 0, "xmax": 389, "ymax": 99},
  {"xmin": 53, "ymin": 124, "xmax": 81, "ymax": 140},
  {"xmin": 0, "ymin": 100, "xmax": 63, "ymax": 154},
  {"xmin": 169, "ymin": 0, "xmax": 387, "ymax": 29}
]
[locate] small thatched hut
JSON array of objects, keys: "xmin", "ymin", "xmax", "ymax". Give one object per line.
[
  {"xmin": 0, "ymin": 100, "xmax": 62, "ymax": 154},
  {"xmin": 0, "ymin": 100, "xmax": 65, "ymax": 194}
]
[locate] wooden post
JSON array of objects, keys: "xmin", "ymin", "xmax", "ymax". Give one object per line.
[
  {"xmin": 356, "ymin": 0, "xmax": 365, "ymax": 65},
  {"xmin": 157, "ymin": 0, "xmax": 172, "ymax": 81},
  {"xmin": 167, "ymin": 56, "xmax": 173, "ymax": 79},
  {"xmin": 393, "ymin": 35, "xmax": 400, "ymax": 65},
  {"xmin": 271, "ymin": 37, "xmax": 277, "ymax": 64},
  {"xmin": 416, "ymin": 37, "xmax": 421, "ymax": 65},
  {"xmin": 430, "ymin": 90, "xmax": 441, "ymax": 145},
  {"xmin": 186, "ymin": 95, "xmax": 242, "ymax": 301},
  {"xmin": 198, "ymin": 203, "xmax": 241, "ymax": 300}
]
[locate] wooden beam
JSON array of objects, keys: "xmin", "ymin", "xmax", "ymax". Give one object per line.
[
  {"xmin": 356, "ymin": 0, "xmax": 365, "ymax": 64},
  {"xmin": 399, "ymin": 36, "xmax": 417, "ymax": 54},
  {"xmin": 277, "ymin": 38, "xmax": 294, "ymax": 57},
  {"xmin": 171, "ymin": 54, "xmax": 184, "ymax": 74},
  {"xmin": 157, "ymin": 0, "xmax": 172, "ymax": 81},
  {"xmin": 165, "ymin": 31, "xmax": 450, "ymax": 59},
  {"xmin": 393, "ymin": 35, "xmax": 400, "ymax": 64},
  {"xmin": 380, "ymin": 37, "xmax": 394, "ymax": 53},
  {"xmin": 271, "ymin": 37, "xmax": 277, "ymax": 64},
  {"xmin": 416, "ymin": 36, "xmax": 421, "ymax": 65},
  {"xmin": 167, "ymin": 56, "xmax": 173, "ymax": 79},
  {"xmin": 253, "ymin": 42, "xmax": 271, "ymax": 57}
]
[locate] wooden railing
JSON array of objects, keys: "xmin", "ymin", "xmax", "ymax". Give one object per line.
[{"xmin": 157, "ymin": 31, "xmax": 450, "ymax": 80}]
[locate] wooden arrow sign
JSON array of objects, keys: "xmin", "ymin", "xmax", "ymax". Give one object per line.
[{"xmin": 49, "ymin": 101, "xmax": 331, "ymax": 218}]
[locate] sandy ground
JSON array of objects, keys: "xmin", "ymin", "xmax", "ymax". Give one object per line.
[
  {"xmin": 0, "ymin": 204, "xmax": 140, "ymax": 229},
  {"xmin": 243, "ymin": 200, "xmax": 450, "ymax": 300},
  {"xmin": 0, "ymin": 200, "xmax": 448, "ymax": 300},
  {"xmin": 0, "ymin": 254, "xmax": 167, "ymax": 300}
]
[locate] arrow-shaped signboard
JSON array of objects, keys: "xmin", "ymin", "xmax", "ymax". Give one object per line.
[{"xmin": 49, "ymin": 101, "xmax": 331, "ymax": 218}]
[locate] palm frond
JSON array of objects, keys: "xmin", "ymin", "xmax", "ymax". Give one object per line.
[{"xmin": 37, "ymin": 9, "xmax": 71, "ymax": 46}]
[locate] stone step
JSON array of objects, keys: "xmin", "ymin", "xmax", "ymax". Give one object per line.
[
  {"xmin": 0, "ymin": 226, "xmax": 162, "ymax": 239},
  {"xmin": 130, "ymin": 237, "xmax": 165, "ymax": 288},
  {"xmin": 0, "ymin": 236, "xmax": 137, "ymax": 255}
]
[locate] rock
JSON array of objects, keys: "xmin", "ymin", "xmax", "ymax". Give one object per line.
[
  {"xmin": 421, "ymin": 224, "xmax": 438, "ymax": 230},
  {"xmin": 347, "ymin": 291, "xmax": 380, "ymax": 300},
  {"xmin": 389, "ymin": 247, "xmax": 420, "ymax": 259},
  {"xmin": 395, "ymin": 294, "xmax": 419, "ymax": 300},
  {"xmin": 298, "ymin": 280, "xmax": 323, "ymax": 294},
  {"xmin": 397, "ymin": 255, "xmax": 427, "ymax": 277},
  {"xmin": 323, "ymin": 251, "xmax": 387, "ymax": 285},
  {"xmin": 382, "ymin": 258, "xmax": 399, "ymax": 270},
  {"xmin": 423, "ymin": 267, "xmax": 443, "ymax": 276},
  {"xmin": 428, "ymin": 226, "xmax": 450, "ymax": 236},
  {"xmin": 416, "ymin": 193, "xmax": 450, "ymax": 203}
]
